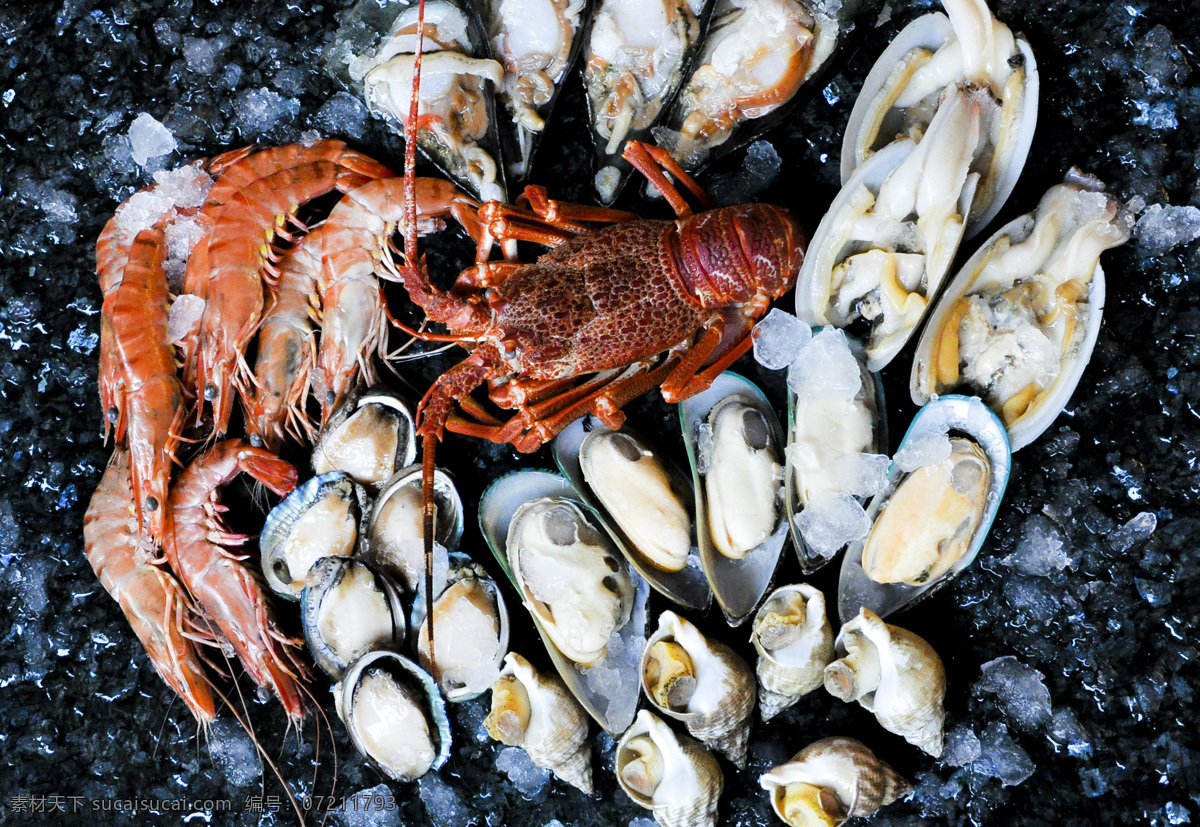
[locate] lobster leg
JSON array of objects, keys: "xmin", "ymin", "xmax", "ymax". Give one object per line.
[
  {"xmin": 519, "ymin": 186, "xmax": 639, "ymax": 232},
  {"xmin": 622, "ymin": 140, "xmax": 717, "ymax": 218}
]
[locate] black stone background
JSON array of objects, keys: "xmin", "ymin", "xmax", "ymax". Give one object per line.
[{"xmin": 0, "ymin": 0, "xmax": 1198, "ymax": 824}]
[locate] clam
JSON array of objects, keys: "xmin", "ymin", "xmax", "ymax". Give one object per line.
[
  {"xmin": 582, "ymin": 0, "xmax": 713, "ymax": 204},
  {"xmin": 616, "ymin": 709, "xmax": 724, "ymax": 827},
  {"xmin": 484, "ymin": 651, "xmax": 594, "ymax": 794},
  {"xmin": 327, "ymin": 0, "xmax": 507, "ymax": 202},
  {"xmin": 641, "ymin": 610, "xmax": 756, "ymax": 768},
  {"xmin": 413, "ymin": 552, "xmax": 510, "ymax": 702},
  {"xmin": 362, "ymin": 464, "xmax": 464, "ymax": 594},
  {"xmin": 554, "ymin": 416, "xmax": 711, "ymax": 612},
  {"xmin": 334, "ymin": 650, "xmax": 452, "ymax": 783},
  {"xmin": 301, "ymin": 556, "xmax": 407, "ymax": 680},
  {"xmin": 479, "ymin": 470, "xmax": 649, "ymax": 734},
  {"xmin": 841, "ymin": 0, "xmax": 1039, "ymax": 237},
  {"xmin": 798, "ymin": 80, "xmax": 989, "ymax": 371},
  {"xmin": 837, "ymin": 395, "xmax": 1010, "ymax": 621},
  {"xmin": 759, "ymin": 736, "xmax": 911, "ymax": 827},
  {"xmin": 751, "ymin": 584, "xmax": 834, "ymax": 721},
  {"xmin": 911, "ymin": 173, "xmax": 1133, "ymax": 450},
  {"xmin": 680, "ymin": 372, "xmax": 788, "ymax": 626},
  {"xmin": 261, "ymin": 472, "xmax": 368, "ymax": 600},
  {"xmin": 823, "ymin": 608, "xmax": 946, "ymax": 757},
  {"xmin": 311, "ymin": 386, "xmax": 417, "ymax": 493}
]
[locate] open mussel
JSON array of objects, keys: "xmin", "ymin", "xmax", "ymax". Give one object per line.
[
  {"xmin": 554, "ymin": 416, "xmax": 711, "ymax": 612},
  {"xmin": 911, "ymin": 172, "xmax": 1133, "ymax": 450},
  {"xmin": 302, "ymin": 556, "xmax": 407, "ymax": 680},
  {"xmin": 261, "ymin": 472, "xmax": 369, "ymax": 600},
  {"xmin": 837, "ymin": 394, "xmax": 1010, "ymax": 622},
  {"xmin": 312, "ymin": 386, "xmax": 416, "ymax": 493},
  {"xmin": 616, "ymin": 709, "xmax": 724, "ymax": 827},
  {"xmin": 751, "ymin": 584, "xmax": 834, "ymax": 721},
  {"xmin": 362, "ymin": 464, "xmax": 464, "ymax": 594},
  {"xmin": 680, "ymin": 372, "xmax": 787, "ymax": 626},
  {"xmin": 335, "ymin": 650, "xmax": 452, "ymax": 783}
]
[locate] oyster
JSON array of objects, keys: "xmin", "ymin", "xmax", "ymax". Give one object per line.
[
  {"xmin": 641, "ymin": 610, "xmax": 756, "ymax": 768},
  {"xmin": 335, "ymin": 650, "xmax": 452, "ymax": 783},
  {"xmin": 911, "ymin": 173, "xmax": 1133, "ymax": 450},
  {"xmin": 583, "ymin": 0, "xmax": 713, "ymax": 203},
  {"xmin": 841, "ymin": 0, "xmax": 1039, "ymax": 237},
  {"xmin": 680, "ymin": 372, "xmax": 788, "ymax": 626},
  {"xmin": 414, "ymin": 552, "xmax": 510, "ymax": 701},
  {"xmin": 363, "ymin": 464, "xmax": 464, "ymax": 593},
  {"xmin": 751, "ymin": 584, "xmax": 834, "ymax": 721},
  {"xmin": 484, "ymin": 651, "xmax": 594, "ymax": 794},
  {"xmin": 759, "ymin": 736, "xmax": 911, "ymax": 827},
  {"xmin": 837, "ymin": 395, "xmax": 1010, "ymax": 621},
  {"xmin": 616, "ymin": 710, "xmax": 724, "ymax": 827},
  {"xmin": 312, "ymin": 386, "xmax": 416, "ymax": 492},
  {"xmin": 823, "ymin": 608, "xmax": 946, "ymax": 757},
  {"xmin": 261, "ymin": 472, "xmax": 367, "ymax": 600},
  {"xmin": 301, "ymin": 556, "xmax": 407, "ymax": 680}
]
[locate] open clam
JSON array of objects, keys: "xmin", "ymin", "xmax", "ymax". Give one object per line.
[
  {"xmin": 261, "ymin": 472, "xmax": 368, "ymax": 600},
  {"xmin": 362, "ymin": 464, "xmax": 464, "ymax": 594},
  {"xmin": 301, "ymin": 556, "xmax": 407, "ymax": 680},
  {"xmin": 837, "ymin": 394, "xmax": 1010, "ymax": 622},
  {"xmin": 911, "ymin": 173, "xmax": 1133, "ymax": 451},
  {"xmin": 553, "ymin": 416, "xmax": 711, "ymax": 612},
  {"xmin": 480, "ymin": 470, "xmax": 649, "ymax": 734},
  {"xmin": 616, "ymin": 709, "xmax": 724, "ymax": 827},
  {"xmin": 841, "ymin": 0, "xmax": 1038, "ymax": 237},
  {"xmin": 311, "ymin": 386, "xmax": 417, "ymax": 493},
  {"xmin": 751, "ymin": 584, "xmax": 834, "ymax": 721},
  {"xmin": 334, "ymin": 650, "xmax": 452, "ymax": 783},
  {"xmin": 679, "ymin": 372, "xmax": 788, "ymax": 626}
]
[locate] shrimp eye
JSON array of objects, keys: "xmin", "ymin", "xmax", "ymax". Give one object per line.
[
  {"xmin": 249, "ymin": 433, "xmax": 264, "ymax": 448},
  {"xmin": 204, "ymin": 383, "xmax": 218, "ymax": 401},
  {"xmin": 325, "ymin": 390, "xmax": 336, "ymax": 406},
  {"xmin": 144, "ymin": 497, "xmax": 159, "ymax": 512},
  {"xmin": 106, "ymin": 407, "xmax": 119, "ymax": 423}
]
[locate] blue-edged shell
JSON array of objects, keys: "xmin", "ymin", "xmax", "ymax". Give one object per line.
[{"xmin": 301, "ymin": 556, "xmax": 407, "ymax": 680}]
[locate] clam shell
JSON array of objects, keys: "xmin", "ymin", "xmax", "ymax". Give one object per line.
[
  {"xmin": 616, "ymin": 709, "xmax": 723, "ymax": 827},
  {"xmin": 837, "ymin": 395, "xmax": 1009, "ymax": 622},
  {"xmin": 554, "ymin": 416, "xmax": 712, "ymax": 612},
  {"xmin": 910, "ymin": 176, "xmax": 1132, "ymax": 451},
  {"xmin": 751, "ymin": 584, "xmax": 834, "ymax": 721},
  {"xmin": 312, "ymin": 386, "xmax": 416, "ymax": 493},
  {"xmin": 301, "ymin": 556, "xmax": 407, "ymax": 680},
  {"xmin": 679, "ymin": 372, "xmax": 787, "ymax": 626},
  {"xmin": 479, "ymin": 470, "xmax": 648, "ymax": 734},
  {"xmin": 641, "ymin": 610, "xmax": 756, "ymax": 768},
  {"xmin": 335, "ymin": 650, "xmax": 452, "ymax": 783}
]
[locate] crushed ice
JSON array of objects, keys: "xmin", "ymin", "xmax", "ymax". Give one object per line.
[
  {"xmin": 976, "ymin": 656, "xmax": 1053, "ymax": 731},
  {"xmin": 787, "ymin": 327, "xmax": 862, "ymax": 401},
  {"xmin": 752, "ymin": 308, "xmax": 812, "ymax": 370},
  {"xmin": 794, "ymin": 491, "xmax": 870, "ymax": 557},
  {"xmin": 496, "ymin": 746, "xmax": 552, "ymax": 798},
  {"xmin": 127, "ymin": 113, "xmax": 177, "ymax": 167},
  {"xmin": 1001, "ymin": 515, "xmax": 1072, "ymax": 576},
  {"xmin": 894, "ymin": 428, "xmax": 953, "ymax": 472}
]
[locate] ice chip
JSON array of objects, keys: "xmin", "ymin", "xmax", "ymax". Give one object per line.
[
  {"xmin": 787, "ymin": 327, "xmax": 861, "ymax": 401},
  {"xmin": 1135, "ymin": 204, "xmax": 1200, "ymax": 255},
  {"xmin": 1048, "ymin": 708, "xmax": 1092, "ymax": 758},
  {"xmin": 695, "ymin": 423, "xmax": 715, "ymax": 475},
  {"xmin": 752, "ymin": 308, "xmax": 812, "ymax": 370},
  {"xmin": 335, "ymin": 785, "xmax": 404, "ymax": 827},
  {"xmin": 1109, "ymin": 510, "xmax": 1157, "ymax": 553},
  {"xmin": 976, "ymin": 656, "xmax": 1053, "ymax": 731},
  {"xmin": 128, "ymin": 113, "xmax": 177, "ymax": 167},
  {"xmin": 1002, "ymin": 514, "xmax": 1072, "ymax": 576},
  {"xmin": 795, "ymin": 491, "xmax": 870, "ymax": 558},
  {"xmin": 829, "ymin": 452, "xmax": 890, "ymax": 498},
  {"xmin": 164, "ymin": 213, "xmax": 207, "ymax": 263},
  {"xmin": 971, "ymin": 722, "xmax": 1035, "ymax": 786},
  {"xmin": 418, "ymin": 774, "xmax": 472, "ymax": 827},
  {"xmin": 152, "ymin": 163, "xmax": 213, "ymax": 210},
  {"xmin": 941, "ymin": 725, "xmax": 982, "ymax": 767},
  {"xmin": 167, "ymin": 294, "xmax": 206, "ymax": 346},
  {"xmin": 893, "ymin": 429, "xmax": 952, "ymax": 472},
  {"xmin": 234, "ymin": 87, "xmax": 300, "ymax": 137},
  {"xmin": 496, "ymin": 746, "xmax": 552, "ymax": 797},
  {"xmin": 207, "ymin": 717, "xmax": 262, "ymax": 787}
]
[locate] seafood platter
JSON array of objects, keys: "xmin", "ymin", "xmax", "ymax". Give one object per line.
[{"xmin": 2, "ymin": 0, "xmax": 1197, "ymax": 823}]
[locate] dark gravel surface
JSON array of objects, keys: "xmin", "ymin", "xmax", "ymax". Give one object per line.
[{"xmin": 1, "ymin": 0, "xmax": 1198, "ymax": 824}]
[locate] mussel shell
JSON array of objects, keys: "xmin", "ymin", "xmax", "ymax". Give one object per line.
[
  {"xmin": 302, "ymin": 556, "xmax": 408, "ymax": 680},
  {"xmin": 679, "ymin": 372, "xmax": 787, "ymax": 627},
  {"xmin": 553, "ymin": 416, "xmax": 712, "ymax": 612},
  {"xmin": 784, "ymin": 334, "xmax": 888, "ymax": 574},
  {"xmin": 261, "ymin": 472, "xmax": 369, "ymax": 600},
  {"xmin": 837, "ymin": 394, "xmax": 1010, "ymax": 622},
  {"xmin": 312, "ymin": 386, "xmax": 417, "ymax": 492},
  {"xmin": 335, "ymin": 649, "xmax": 452, "ymax": 783},
  {"xmin": 479, "ymin": 470, "xmax": 649, "ymax": 734}
]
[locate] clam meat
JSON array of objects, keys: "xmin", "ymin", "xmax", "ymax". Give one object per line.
[
  {"xmin": 759, "ymin": 736, "xmax": 911, "ymax": 827},
  {"xmin": 302, "ymin": 557, "xmax": 406, "ymax": 680},
  {"xmin": 616, "ymin": 710, "xmax": 724, "ymax": 827},
  {"xmin": 312, "ymin": 387, "xmax": 416, "ymax": 492},
  {"xmin": 911, "ymin": 174, "xmax": 1132, "ymax": 450},
  {"xmin": 363, "ymin": 465, "xmax": 464, "ymax": 593},
  {"xmin": 751, "ymin": 584, "xmax": 834, "ymax": 721},
  {"xmin": 705, "ymin": 398, "xmax": 783, "ymax": 560}
]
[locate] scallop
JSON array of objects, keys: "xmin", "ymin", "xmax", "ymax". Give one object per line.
[
  {"xmin": 335, "ymin": 650, "xmax": 452, "ymax": 783},
  {"xmin": 751, "ymin": 584, "xmax": 834, "ymax": 721},
  {"xmin": 261, "ymin": 472, "xmax": 367, "ymax": 600},
  {"xmin": 301, "ymin": 556, "xmax": 406, "ymax": 680},
  {"xmin": 363, "ymin": 465, "xmax": 465, "ymax": 594},
  {"xmin": 911, "ymin": 173, "xmax": 1133, "ymax": 450},
  {"xmin": 616, "ymin": 710, "xmax": 724, "ymax": 827},
  {"xmin": 311, "ymin": 386, "xmax": 416, "ymax": 492}
]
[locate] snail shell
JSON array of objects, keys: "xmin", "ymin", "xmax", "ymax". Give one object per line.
[
  {"xmin": 759, "ymin": 736, "xmax": 911, "ymax": 826},
  {"xmin": 751, "ymin": 584, "xmax": 835, "ymax": 721},
  {"xmin": 616, "ymin": 709, "xmax": 724, "ymax": 827},
  {"xmin": 823, "ymin": 608, "xmax": 946, "ymax": 757},
  {"xmin": 484, "ymin": 652, "xmax": 594, "ymax": 794},
  {"xmin": 641, "ymin": 610, "xmax": 756, "ymax": 768}
]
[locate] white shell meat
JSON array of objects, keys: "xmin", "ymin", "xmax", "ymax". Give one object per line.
[
  {"xmin": 910, "ymin": 173, "xmax": 1133, "ymax": 450},
  {"xmin": 311, "ymin": 387, "xmax": 417, "ymax": 492},
  {"xmin": 363, "ymin": 464, "xmax": 464, "ymax": 594},
  {"xmin": 301, "ymin": 556, "xmax": 407, "ymax": 680},
  {"xmin": 616, "ymin": 709, "xmax": 724, "ymax": 827},
  {"xmin": 751, "ymin": 584, "xmax": 834, "ymax": 721}
]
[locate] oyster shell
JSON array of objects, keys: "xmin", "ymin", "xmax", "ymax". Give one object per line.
[
  {"xmin": 823, "ymin": 608, "xmax": 946, "ymax": 757},
  {"xmin": 616, "ymin": 709, "xmax": 724, "ymax": 827},
  {"xmin": 261, "ymin": 472, "xmax": 367, "ymax": 600},
  {"xmin": 759, "ymin": 736, "xmax": 911, "ymax": 826},
  {"xmin": 312, "ymin": 386, "xmax": 417, "ymax": 493},
  {"xmin": 841, "ymin": 0, "xmax": 1039, "ymax": 237},
  {"xmin": 751, "ymin": 584, "xmax": 834, "ymax": 721},
  {"xmin": 335, "ymin": 650, "xmax": 452, "ymax": 782},
  {"xmin": 484, "ymin": 651, "xmax": 594, "ymax": 794},
  {"xmin": 363, "ymin": 464, "xmax": 464, "ymax": 593},
  {"xmin": 911, "ymin": 173, "xmax": 1132, "ymax": 450},
  {"xmin": 680, "ymin": 372, "xmax": 788, "ymax": 626},
  {"xmin": 837, "ymin": 394, "xmax": 1010, "ymax": 621},
  {"xmin": 301, "ymin": 556, "xmax": 407, "ymax": 680},
  {"xmin": 641, "ymin": 610, "xmax": 756, "ymax": 768}
]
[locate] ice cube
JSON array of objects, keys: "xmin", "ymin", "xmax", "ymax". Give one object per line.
[
  {"xmin": 1001, "ymin": 514, "xmax": 1072, "ymax": 576},
  {"xmin": 418, "ymin": 774, "xmax": 471, "ymax": 827},
  {"xmin": 829, "ymin": 452, "xmax": 890, "ymax": 498},
  {"xmin": 207, "ymin": 717, "xmax": 262, "ymax": 787},
  {"xmin": 315, "ymin": 91, "xmax": 370, "ymax": 141},
  {"xmin": 1048, "ymin": 708, "xmax": 1092, "ymax": 758},
  {"xmin": 1109, "ymin": 510, "xmax": 1157, "ymax": 553},
  {"xmin": 794, "ymin": 491, "xmax": 870, "ymax": 558},
  {"xmin": 893, "ymin": 429, "xmax": 952, "ymax": 472},
  {"xmin": 496, "ymin": 746, "xmax": 552, "ymax": 797},
  {"xmin": 976, "ymin": 656, "xmax": 1053, "ymax": 731},
  {"xmin": 182, "ymin": 34, "xmax": 230, "ymax": 75},
  {"xmin": 335, "ymin": 785, "xmax": 403, "ymax": 827},
  {"xmin": 1166, "ymin": 802, "xmax": 1192, "ymax": 825},
  {"xmin": 971, "ymin": 722, "xmax": 1035, "ymax": 786},
  {"xmin": 128, "ymin": 113, "xmax": 177, "ymax": 167},
  {"xmin": 752, "ymin": 308, "xmax": 812, "ymax": 370},
  {"xmin": 787, "ymin": 327, "xmax": 861, "ymax": 402},
  {"xmin": 941, "ymin": 724, "xmax": 981, "ymax": 767},
  {"xmin": 234, "ymin": 87, "xmax": 300, "ymax": 137},
  {"xmin": 1135, "ymin": 204, "xmax": 1200, "ymax": 255}
]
